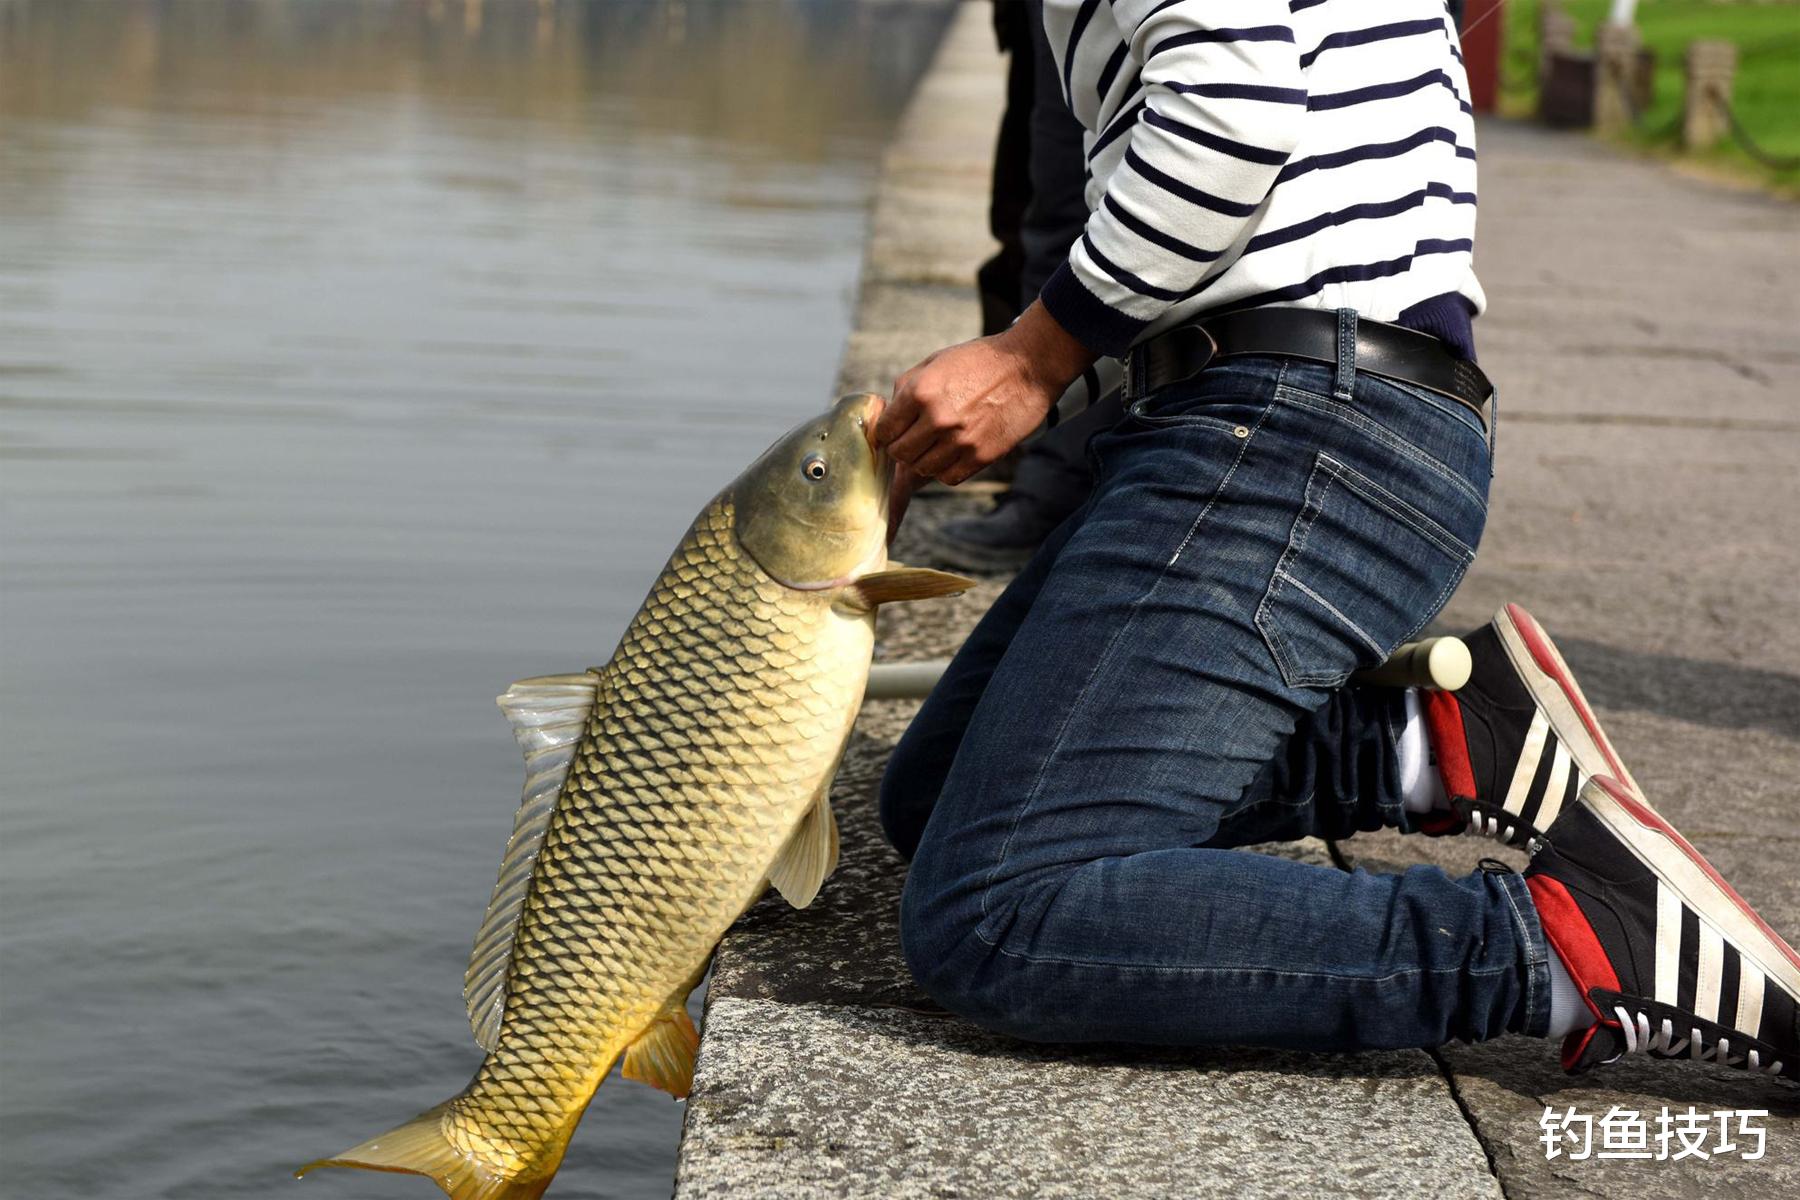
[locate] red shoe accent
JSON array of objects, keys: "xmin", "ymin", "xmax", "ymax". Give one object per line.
[
  {"xmin": 1561, "ymin": 1022, "xmax": 1606, "ymax": 1072},
  {"xmin": 1422, "ymin": 689, "xmax": 1476, "ymax": 801},
  {"xmin": 1413, "ymin": 809, "xmax": 1466, "ymax": 836},
  {"xmin": 1504, "ymin": 603, "xmax": 1629, "ymax": 783},
  {"xmin": 1526, "ymin": 873, "xmax": 1621, "ymax": 1020},
  {"xmin": 1593, "ymin": 776, "xmax": 1800, "ymax": 974}
]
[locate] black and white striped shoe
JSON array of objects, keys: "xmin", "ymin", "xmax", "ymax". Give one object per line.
[
  {"xmin": 1526, "ymin": 776, "xmax": 1800, "ymax": 1081},
  {"xmin": 1421, "ymin": 604, "xmax": 1640, "ymax": 851}
]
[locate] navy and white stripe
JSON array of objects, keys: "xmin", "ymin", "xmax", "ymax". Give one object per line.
[{"xmin": 1038, "ymin": 0, "xmax": 1484, "ymax": 359}]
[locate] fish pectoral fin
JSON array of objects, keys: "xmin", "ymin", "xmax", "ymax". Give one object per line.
[
  {"xmin": 842, "ymin": 567, "xmax": 976, "ymax": 612},
  {"xmin": 767, "ymin": 785, "xmax": 840, "ymax": 909},
  {"xmin": 621, "ymin": 1006, "xmax": 700, "ymax": 1100}
]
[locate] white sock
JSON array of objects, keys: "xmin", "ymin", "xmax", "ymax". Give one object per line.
[
  {"xmin": 1398, "ymin": 688, "xmax": 1449, "ymax": 815},
  {"xmin": 1546, "ymin": 949, "xmax": 1597, "ymax": 1038}
]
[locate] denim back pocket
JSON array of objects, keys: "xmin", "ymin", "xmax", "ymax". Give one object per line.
[
  {"xmin": 1125, "ymin": 391, "xmax": 1253, "ymax": 433},
  {"xmin": 1124, "ymin": 360, "xmax": 1281, "ymax": 431},
  {"xmin": 1255, "ymin": 451, "xmax": 1477, "ymax": 689}
]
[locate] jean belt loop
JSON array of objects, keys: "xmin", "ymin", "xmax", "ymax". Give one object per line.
[{"xmin": 1333, "ymin": 306, "xmax": 1358, "ymax": 402}]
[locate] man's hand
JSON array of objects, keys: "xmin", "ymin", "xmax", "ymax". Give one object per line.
[
  {"xmin": 884, "ymin": 463, "xmax": 922, "ymax": 545},
  {"xmin": 874, "ymin": 300, "xmax": 1095, "ymax": 486}
]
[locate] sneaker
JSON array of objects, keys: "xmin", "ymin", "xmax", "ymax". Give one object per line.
[
  {"xmin": 1422, "ymin": 604, "xmax": 1641, "ymax": 850},
  {"xmin": 1526, "ymin": 776, "xmax": 1800, "ymax": 1080}
]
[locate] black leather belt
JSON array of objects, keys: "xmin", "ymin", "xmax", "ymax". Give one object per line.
[{"xmin": 1123, "ymin": 306, "xmax": 1494, "ymax": 433}]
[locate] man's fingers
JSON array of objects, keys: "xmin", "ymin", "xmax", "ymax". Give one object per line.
[
  {"xmin": 938, "ymin": 449, "xmax": 986, "ymax": 487},
  {"xmin": 875, "ymin": 372, "xmax": 919, "ymax": 448},
  {"xmin": 874, "ymin": 403, "xmax": 914, "ymax": 450},
  {"xmin": 885, "ymin": 465, "xmax": 921, "ymax": 543},
  {"xmin": 884, "ymin": 418, "xmax": 941, "ymax": 468},
  {"xmin": 911, "ymin": 438, "xmax": 963, "ymax": 482}
]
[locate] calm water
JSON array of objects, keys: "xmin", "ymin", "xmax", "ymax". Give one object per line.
[{"xmin": 0, "ymin": 2, "xmax": 949, "ymax": 1196}]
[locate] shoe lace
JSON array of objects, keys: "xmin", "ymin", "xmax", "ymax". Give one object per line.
[
  {"xmin": 1612, "ymin": 1005, "xmax": 1785, "ymax": 1076},
  {"xmin": 1462, "ymin": 809, "xmax": 1547, "ymax": 855}
]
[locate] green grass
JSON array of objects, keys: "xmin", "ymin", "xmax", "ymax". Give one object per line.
[{"xmin": 1498, "ymin": 0, "xmax": 1800, "ymax": 190}]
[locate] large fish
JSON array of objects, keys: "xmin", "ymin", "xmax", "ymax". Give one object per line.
[{"xmin": 299, "ymin": 393, "xmax": 971, "ymax": 1199}]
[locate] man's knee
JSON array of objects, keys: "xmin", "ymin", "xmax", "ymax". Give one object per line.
[
  {"xmin": 897, "ymin": 867, "xmax": 1059, "ymax": 1041},
  {"xmin": 898, "ymin": 870, "xmax": 993, "ymax": 1021}
]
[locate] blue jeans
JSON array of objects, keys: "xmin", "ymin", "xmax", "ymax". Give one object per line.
[{"xmin": 880, "ymin": 348, "xmax": 1554, "ymax": 1050}]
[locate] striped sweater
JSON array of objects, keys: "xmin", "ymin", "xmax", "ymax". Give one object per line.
[{"xmin": 1038, "ymin": 0, "xmax": 1484, "ymax": 360}]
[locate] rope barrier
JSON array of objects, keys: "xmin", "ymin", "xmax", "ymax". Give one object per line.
[
  {"xmin": 1535, "ymin": 13, "xmax": 1798, "ymax": 174},
  {"xmin": 1719, "ymin": 97, "xmax": 1800, "ymax": 172},
  {"xmin": 1603, "ymin": 43, "xmax": 1797, "ymax": 171},
  {"xmin": 1708, "ymin": 33, "xmax": 1800, "ymax": 171}
]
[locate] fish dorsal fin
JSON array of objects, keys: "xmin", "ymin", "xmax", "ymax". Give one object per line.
[
  {"xmin": 766, "ymin": 785, "xmax": 840, "ymax": 909},
  {"xmin": 463, "ymin": 671, "xmax": 600, "ymax": 1052}
]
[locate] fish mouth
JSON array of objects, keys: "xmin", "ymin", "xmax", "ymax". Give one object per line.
[
  {"xmin": 855, "ymin": 393, "xmax": 897, "ymax": 525},
  {"xmin": 855, "ymin": 394, "xmax": 887, "ymax": 465},
  {"xmin": 862, "ymin": 399, "xmax": 892, "ymax": 497}
]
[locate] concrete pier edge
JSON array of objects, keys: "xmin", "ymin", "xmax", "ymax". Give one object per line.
[{"xmin": 674, "ymin": 4, "xmax": 1800, "ymax": 1195}]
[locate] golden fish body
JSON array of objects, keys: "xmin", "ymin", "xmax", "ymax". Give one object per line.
[
  {"xmin": 300, "ymin": 394, "xmax": 971, "ymax": 1200},
  {"xmin": 449, "ymin": 495, "xmax": 870, "ymax": 1179}
]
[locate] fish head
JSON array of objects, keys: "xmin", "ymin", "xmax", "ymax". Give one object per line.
[{"xmin": 732, "ymin": 392, "xmax": 893, "ymax": 590}]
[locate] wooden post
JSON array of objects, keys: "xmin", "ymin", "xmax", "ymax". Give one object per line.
[
  {"xmin": 1460, "ymin": 0, "xmax": 1505, "ymax": 112},
  {"xmin": 1541, "ymin": 52, "xmax": 1596, "ymax": 127},
  {"xmin": 1593, "ymin": 21, "xmax": 1642, "ymax": 134},
  {"xmin": 1684, "ymin": 40, "xmax": 1738, "ymax": 151},
  {"xmin": 1539, "ymin": 4, "xmax": 1577, "ymax": 86}
]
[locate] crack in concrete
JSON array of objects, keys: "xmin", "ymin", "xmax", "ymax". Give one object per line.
[
  {"xmin": 1429, "ymin": 1046, "xmax": 1509, "ymax": 1196},
  {"xmin": 1546, "ymin": 344, "xmax": 1789, "ymax": 384}
]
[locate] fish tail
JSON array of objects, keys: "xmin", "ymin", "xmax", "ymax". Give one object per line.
[{"xmin": 296, "ymin": 1101, "xmax": 557, "ymax": 1200}]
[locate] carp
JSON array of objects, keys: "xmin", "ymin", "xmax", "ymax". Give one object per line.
[{"xmin": 300, "ymin": 393, "xmax": 971, "ymax": 1198}]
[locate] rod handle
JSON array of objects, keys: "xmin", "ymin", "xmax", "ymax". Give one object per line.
[
  {"xmin": 865, "ymin": 659, "xmax": 952, "ymax": 701},
  {"xmin": 867, "ymin": 636, "xmax": 1470, "ymax": 703},
  {"xmin": 1351, "ymin": 636, "xmax": 1471, "ymax": 691}
]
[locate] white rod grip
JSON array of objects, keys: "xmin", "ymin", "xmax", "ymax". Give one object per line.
[
  {"xmin": 1350, "ymin": 636, "xmax": 1472, "ymax": 691},
  {"xmin": 865, "ymin": 660, "xmax": 952, "ymax": 701},
  {"xmin": 867, "ymin": 637, "xmax": 1469, "ymax": 703}
]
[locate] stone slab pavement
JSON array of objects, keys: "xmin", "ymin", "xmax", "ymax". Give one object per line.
[{"xmin": 675, "ymin": 4, "xmax": 1800, "ymax": 1196}]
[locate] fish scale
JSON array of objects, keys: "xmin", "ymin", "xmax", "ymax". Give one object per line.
[{"xmin": 441, "ymin": 497, "xmax": 866, "ymax": 1175}]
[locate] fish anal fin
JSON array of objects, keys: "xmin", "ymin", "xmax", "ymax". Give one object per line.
[
  {"xmin": 842, "ymin": 567, "xmax": 974, "ymax": 613},
  {"xmin": 621, "ymin": 1007, "xmax": 700, "ymax": 1100},
  {"xmin": 767, "ymin": 785, "xmax": 839, "ymax": 909}
]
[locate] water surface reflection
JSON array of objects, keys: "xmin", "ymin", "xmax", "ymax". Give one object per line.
[{"xmin": 0, "ymin": 3, "xmax": 951, "ymax": 1196}]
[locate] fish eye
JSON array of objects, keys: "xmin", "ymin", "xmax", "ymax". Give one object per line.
[{"xmin": 801, "ymin": 454, "xmax": 828, "ymax": 482}]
